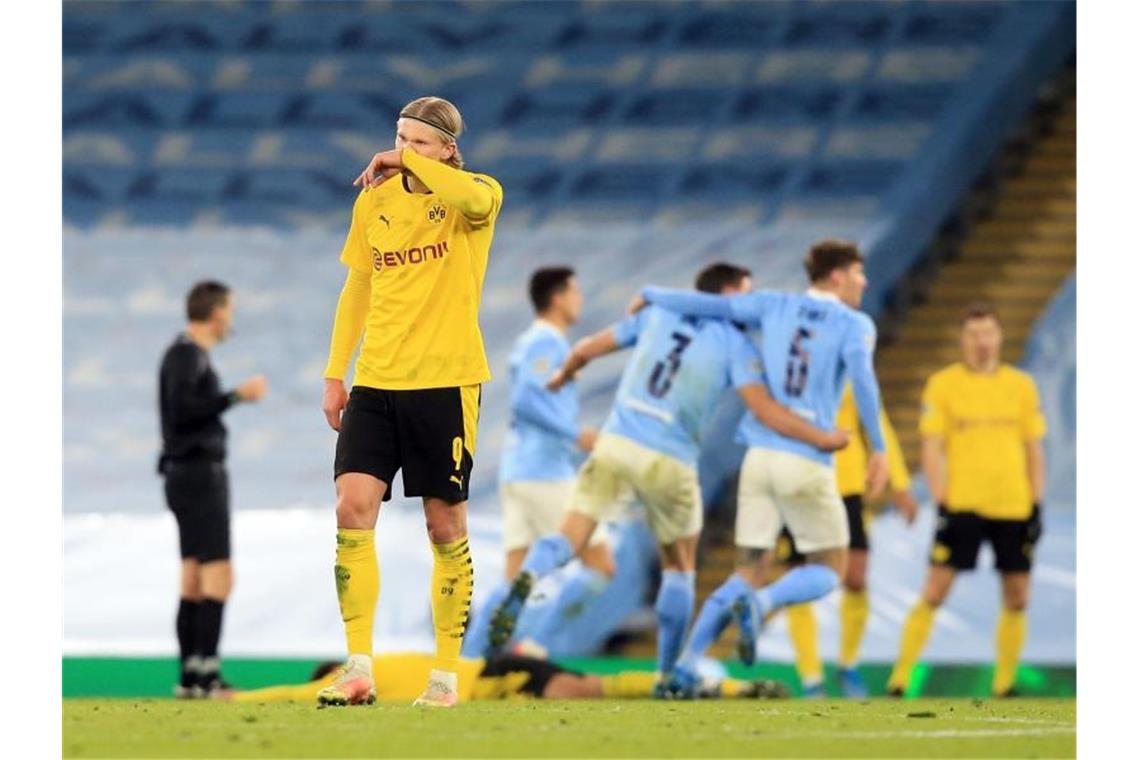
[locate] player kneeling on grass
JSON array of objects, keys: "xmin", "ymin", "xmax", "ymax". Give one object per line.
[
  {"xmin": 486, "ymin": 263, "xmax": 848, "ymax": 694},
  {"xmin": 226, "ymin": 652, "xmax": 788, "ymax": 704}
]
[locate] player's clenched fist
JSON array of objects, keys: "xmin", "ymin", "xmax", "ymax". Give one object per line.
[{"xmin": 322, "ymin": 378, "xmax": 349, "ymax": 431}]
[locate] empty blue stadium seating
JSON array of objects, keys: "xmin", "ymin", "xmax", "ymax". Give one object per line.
[
  {"xmin": 63, "ymin": 0, "xmax": 1075, "ymax": 518},
  {"xmin": 64, "ymin": 0, "xmax": 1072, "ymax": 237}
]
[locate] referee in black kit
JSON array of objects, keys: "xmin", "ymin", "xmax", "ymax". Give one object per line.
[{"xmin": 158, "ymin": 281, "xmax": 267, "ymax": 698}]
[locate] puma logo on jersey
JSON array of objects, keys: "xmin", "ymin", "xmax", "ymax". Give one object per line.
[{"xmin": 378, "ymin": 214, "xmax": 391, "ymax": 229}]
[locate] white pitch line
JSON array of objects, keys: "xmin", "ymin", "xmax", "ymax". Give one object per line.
[
  {"xmin": 974, "ymin": 716, "xmax": 1076, "ymax": 727},
  {"xmin": 751, "ymin": 727, "xmax": 1075, "ymax": 740}
]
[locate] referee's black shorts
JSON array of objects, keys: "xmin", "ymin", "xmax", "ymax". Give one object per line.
[
  {"xmin": 334, "ymin": 384, "xmax": 481, "ymax": 504},
  {"xmin": 163, "ymin": 460, "xmax": 230, "ymax": 563}
]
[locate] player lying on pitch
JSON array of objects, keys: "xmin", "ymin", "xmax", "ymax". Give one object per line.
[{"xmin": 225, "ymin": 652, "xmax": 789, "ymax": 703}]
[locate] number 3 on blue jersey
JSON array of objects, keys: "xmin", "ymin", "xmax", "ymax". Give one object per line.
[
  {"xmin": 648, "ymin": 331, "xmax": 693, "ymax": 398},
  {"xmin": 784, "ymin": 326, "xmax": 813, "ymax": 398}
]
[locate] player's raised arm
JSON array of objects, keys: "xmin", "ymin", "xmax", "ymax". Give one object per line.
[
  {"xmin": 402, "ymin": 149, "xmax": 500, "ymax": 221},
  {"xmin": 547, "ymin": 329, "xmax": 620, "ymax": 391},
  {"xmin": 842, "ymin": 314, "xmax": 888, "ymax": 498},
  {"xmin": 511, "ymin": 336, "xmax": 582, "ymax": 443},
  {"xmin": 547, "ymin": 310, "xmax": 644, "ymax": 391},
  {"xmin": 641, "ymin": 286, "xmax": 776, "ymax": 328},
  {"xmin": 355, "ymin": 149, "xmax": 500, "ymax": 223}
]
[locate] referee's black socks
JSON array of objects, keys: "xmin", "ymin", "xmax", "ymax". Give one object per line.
[
  {"xmin": 176, "ymin": 598, "xmax": 200, "ymax": 688},
  {"xmin": 193, "ymin": 597, "xmax": 227, "ymax": 685}
]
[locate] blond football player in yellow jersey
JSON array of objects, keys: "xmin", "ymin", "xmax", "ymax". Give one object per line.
[
  {"xmin": 888, "ymin": 302, "xmax": 1046, "ymax": 698},
  {"xmin": 318, "ymin": 96, "xmax": 503, "ymax": 708},
  {"xmin": 227, "ymin": 652, "xmax": 788, "ymax": 704},
  {"xmin": 774, "ymin": 385, "xmax": 917, "ymax": 697}
]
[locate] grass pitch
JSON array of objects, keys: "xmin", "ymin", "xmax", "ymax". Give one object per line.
[{"xmin": 64, "ymin": 698, "xmax": 1074, "ymax": 758}]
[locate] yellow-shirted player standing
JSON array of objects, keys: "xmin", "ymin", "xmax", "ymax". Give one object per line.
[
  {"xmin": 888, "ymin": 302, "xmax": 1046, "ymax": 697},
  {"xmin": 318, "ymin": 96, "xmax": 503, "ymax": 707},
  {"xmin": 779, "ymin": 384, "xmax": 917, "ymax": 697}
]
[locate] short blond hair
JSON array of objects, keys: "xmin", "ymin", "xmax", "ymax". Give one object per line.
[{"xmin": 399, "ymin": 96, "xmax": 465, "ymax": 169}]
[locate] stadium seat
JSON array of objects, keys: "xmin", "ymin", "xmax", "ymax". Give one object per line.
[
  {"xmin": 620, "ymin": 90, "xmax": 732, "ymax": 126},
  {"xmin": 676, "ymin": 12, "xmax": 780, "ymax": 48}
]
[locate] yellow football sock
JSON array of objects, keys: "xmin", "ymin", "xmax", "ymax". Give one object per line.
[
  {"xmin": 888, "ymin": 600, "xmax": 936, "ymax": 691},
  {"xmin": 600, "ymin": 671, "xmax": 658, "ymax": 698},
  {"xmin": 430, "ymin": 536, "xmax": 474, "ymax": 674},
  {"xmin": 785, "ymin": 603, "xmax": 823, "ymax": 686},
  {"xmin": 993, "ymin": 608, "xmax": 1027, "ymax": 695},
  {"xmin": 839, "ymin": 589, "xmax": 870, "ymax": 668},
  {"xmin": 334, "ymin": 528, "xmax": 379, "ymax": 656}
]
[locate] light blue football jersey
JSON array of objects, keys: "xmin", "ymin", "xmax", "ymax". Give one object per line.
[
  {"xmin": 499, "ymin": 321, "xmax": 582, "ymax": 484},
  {"xmin": 643, "ymin": 287, "xmax": 885, "ymax": 466},
  {"xmin": 602, "ymin": 305, "xmax": 765, "ymax": 465}
]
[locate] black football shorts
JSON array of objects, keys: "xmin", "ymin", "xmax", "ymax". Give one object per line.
[
  {"xmin": 163, "ymin": 461, "xmax": 230, "ymax": 563},
  {"xmin": 334, "ymin": 385, "xmax": 480, "ymax": 504},
  {"xmin": 930, "ymin": 504, "xmax": 1042, "ymax": 573},
  {"xmin": 479, "ymin": 654, "xmax": 574, "ymax": 698}
]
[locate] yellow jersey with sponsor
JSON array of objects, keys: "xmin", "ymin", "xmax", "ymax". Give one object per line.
[
  {"xmin": 919, "ymin": 362, "xmax": 1045, "ymax": 520},
  {"xmin": 833, "ymin": 384, "xmax": 911, "ymax": 498},
  {"xmin": 334, "ymin": 151, "xmax": 503, "ymax": 390}
]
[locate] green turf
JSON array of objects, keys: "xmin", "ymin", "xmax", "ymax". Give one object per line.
[
  {"xmin": 63, "ymin": 698, "xmax": 1075, "ymax": 758},
  {"xmin": 63, "ymin": 657, "xmax": 1077, "ymax": 698}
]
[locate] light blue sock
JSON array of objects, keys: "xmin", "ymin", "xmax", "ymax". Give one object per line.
[
  {"xmin": 520, "ymin": 534, "xmax": 575, "ymax": 579},
  {"xmin": 755, "ymin": 564, "xmax": 839, "ymax": 618},
  {"xmin": 519, "ymin": 565, "xmax": 610, "ymax": 647},
  {"xmin": 677, "ymin": 574, "xmax": 753, "ymax": 671},
  {"xmin": 655, "ymin": 570, "xmax": 697, "ymax": 675},
  {"xmin": 461, "ymin": 580, "xmax": 511, "ymax": 657}
]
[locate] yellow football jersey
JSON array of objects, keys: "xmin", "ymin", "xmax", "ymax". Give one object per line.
[
  {"xmin": 833, "ymin": 384, "xmax": 911, "ymax": 498},
  {"xmin": 919, "ymin": 362, "xmax": 1046, "ymax": 520},
  {"xmin": 332, "ymin": 150, "xmax": 503, "ymax": 390}
]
